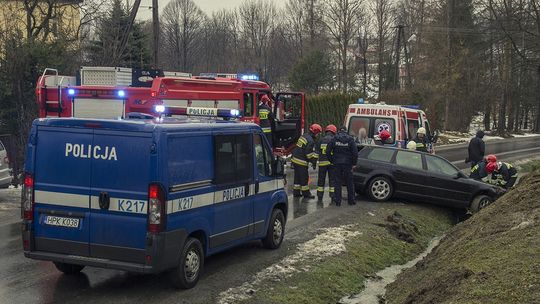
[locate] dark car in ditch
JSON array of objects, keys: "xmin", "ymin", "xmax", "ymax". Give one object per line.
[{"xmin": 353, "ymin": 146, "xmax": 503, "ymax": 212}]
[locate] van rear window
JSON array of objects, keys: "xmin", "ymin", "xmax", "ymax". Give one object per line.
[{"xmin": 214, "ymin": 135, "xmax": 253, "ymax": 185}]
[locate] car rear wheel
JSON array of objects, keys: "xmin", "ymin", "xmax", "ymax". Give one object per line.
[
  {"xmin": 170, "ymin": 237, "xmax": 204, "ymax": 289},
  {"xmin": 367, "ymin": 176, "xmax": 393, "ymax": 202},
  {"xmin": 470, "ymin": 195, "xmax": 493, "ymax": 213},
  {"xmin": 262, "ymin": 208, "xmax": 285, "ymax": 249},
  {"xmin": 53, "ymin": 262, "xmax": 85, "ymax": 275}
]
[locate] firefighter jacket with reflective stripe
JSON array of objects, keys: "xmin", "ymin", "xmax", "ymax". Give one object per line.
[
  {"xmin": 413, "ymin": 135, "xmax": 429, "ymax": 153},
  {"xmin": 492, "ymin": 162, "xmax": 518, "ymax": 184},
  {"xmin": 469, "ymin": 160, "xmax": 488, "ymax": 180},
  {"xmin": 258, "ymin": 103, "xmax": 274, "ymax": 133},
  {"xmin": 326, "ymin": 131, "xmax": 358, "ymax": 166},
  {"xmin": 292, "ymin": 132, "xmax": 317, "ymax": 166},
  {"xmin": 315, "ymin": 133, "xmax": 334, "ymax": 166}
]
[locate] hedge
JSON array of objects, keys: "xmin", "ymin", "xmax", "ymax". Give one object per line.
[{"xmin": 305, "ymin": 92, "xmax": 364, "ymax": 130}]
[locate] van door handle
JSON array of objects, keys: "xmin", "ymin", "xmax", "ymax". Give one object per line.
[
  {"xmin": 244, "ymin": 184, "xmax": 250, "ymax": 196},
  {"xmin": 99, "ymin": 192, "xmax": 110, "ymax": 210}
]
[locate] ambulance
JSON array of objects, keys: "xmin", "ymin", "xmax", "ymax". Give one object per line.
[
  {"xmin": 21, "ymin": 107, "xmax": 288, "ymax": 289},
  {"xmin": 344, "ymin": 102, "xmax": 436, "ymax": 151}
]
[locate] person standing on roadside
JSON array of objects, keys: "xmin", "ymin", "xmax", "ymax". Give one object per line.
[
  {"xmin": 291, "ymin": 124, "xmax": 322, "ymax": 198},
  {"xmin": 258, "ymin": 95, "xmax": 275, "ymax": 147},
  {"xmin": 315, "ymin": 125, "xmax": 337, "ymax": 200},
  {"xmin": 327, "ymin": 126, "xmax": 358, "ymax": 206},
  {"xmin": 467, "ymin": 130, "xmax": 485, "ymax": 169}
]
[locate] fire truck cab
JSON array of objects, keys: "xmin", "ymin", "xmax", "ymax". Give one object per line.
[
  {"xmin": 344, "ymin": 103, "xmax": 436, "ymax": 152},
  {"xmin": 35, "ymin": 67, "xmax": 305, "ymax": 155}
]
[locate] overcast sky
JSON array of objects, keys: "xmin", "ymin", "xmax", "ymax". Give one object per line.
[{"xmin": 137, "ymin": 0, "xmax": 287, "ymax": 20}]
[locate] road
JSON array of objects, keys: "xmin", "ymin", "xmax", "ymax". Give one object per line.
[{"xmin": 0, "ymin": 136, "xmax": 538, "ymax": 303}]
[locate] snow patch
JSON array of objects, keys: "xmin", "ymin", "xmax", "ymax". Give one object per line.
[{"xmin": 217, "ymin": 225, "xmax": 362, "ymax": 304}]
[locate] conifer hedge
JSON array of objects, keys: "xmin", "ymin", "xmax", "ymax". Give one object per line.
[{"xmin": 305, "ymin": 92, "xmax": 364, "ymax": 130}]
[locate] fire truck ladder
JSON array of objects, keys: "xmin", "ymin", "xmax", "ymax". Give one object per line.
[{"xmin": 41, "ymin": 68, "xmax": 64, "ymax": 117}]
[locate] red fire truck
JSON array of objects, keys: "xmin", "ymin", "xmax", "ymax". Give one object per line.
[{"xmin": 35, "ymin": 67, "xmax": 305, "ymax": 155}]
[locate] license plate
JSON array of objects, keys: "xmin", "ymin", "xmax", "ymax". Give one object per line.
[{"xmin": 44, "ymin": 216, "xmax": 80, "ymax": 228}]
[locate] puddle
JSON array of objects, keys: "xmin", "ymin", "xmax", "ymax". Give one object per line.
[{"xmin": 339, "ymin": 236, "xmax": 442, "ymax": 304}]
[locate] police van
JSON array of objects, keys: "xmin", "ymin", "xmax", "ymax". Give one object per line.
[{"xmin": 21, "ymin": 108, "xmax": 288, "ymax": 289}]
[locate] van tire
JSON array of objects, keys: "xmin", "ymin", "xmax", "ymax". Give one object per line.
[
  {"xmin": 170, "ymin": 237, "xmax": 204, "ymax": 289},
  {"xmin": 53, "ymin": 262, "xmax": 85, "ymax": 275},
  {"xmin": 262, "ymin": 208, "xmax": 285, "ymax": 249}
]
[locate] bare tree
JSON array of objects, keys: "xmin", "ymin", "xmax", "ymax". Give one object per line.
[
  {"xmin": 161, "ymin": 0, "xmax": 206, "ymax": 71},
  {"xmin": 371, "ymin": 0, "xmax": 394, "ymax": 97},
  {"xmin": 324, "ymin": 0, "xmax": 363, "ymax": 92}
]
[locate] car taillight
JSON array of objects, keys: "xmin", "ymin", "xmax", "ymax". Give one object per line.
[
  {"xmin": 22, "ymin": 173, "xmax": 34, "ymax": 220},
  {"xmin": 147, "ymin": 183, "xmax": 166, "ymax": 233}
]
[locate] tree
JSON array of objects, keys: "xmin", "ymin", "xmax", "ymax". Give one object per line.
[
  {"xmin": 371, "ymin": 0, "xmax": 394, "ymax": 97},
  {"xmin": 289, "ymin": 50, "xmax": 333, "ymax": 94}
]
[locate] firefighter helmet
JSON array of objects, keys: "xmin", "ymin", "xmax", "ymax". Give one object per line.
[
  {"xmin": 417, "ymin": 127, "xmax": 427, "ymax": 135},
  {"xmin": 407, "ymin": 141, "xmax": 417, "ymax": 150},
  {"xmin": 310, "ymin": 124, "xmax": 322, "ymax": 136},
  {"xmin": 325, "ymin": 124, "xmax": 337, "ymax": 134},
  {"xmin": 486, "ymin": 154, "xmax": 497, "ymax": 163},
  {"xmin": 486, "ymin": 161, "xmax": 498, "ymax": 173},
  {"xmin": 260, "ymin": 94, "xmax": 271, "ymax": 105}
]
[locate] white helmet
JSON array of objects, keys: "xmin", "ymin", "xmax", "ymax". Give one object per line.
[
  {"xmin": 407, "ymin": 141, "xmax": 417, "ymax": 150},
  {"xmin": 417, "ymin": 127, "xmax": 426, "ymax": 135}
]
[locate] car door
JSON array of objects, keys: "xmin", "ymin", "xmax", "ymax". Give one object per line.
[
  {"xmin": 424, "ymin": 155, "xmax": 472, "ymax": 208},
  {"xmin": 251, "ymin": 133, "xmax": 276, "ymax": 238},
  {"xmin": 392, "ymin": 150, "xmax": 427, "ymax": 199},
  {"xmin": 210, "ymin": 133, "xmax": 254, "ymax": 249}
]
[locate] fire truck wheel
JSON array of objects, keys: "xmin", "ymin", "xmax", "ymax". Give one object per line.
[
  {"xmin": 262, "ymin": 208, "xmax": 285, "ymax": 249},
  {"xmin": 53, "ymin": 262, "xmax": 85, "ymax": 275},
  {"xmin": 170, "ymin": 237, "xmax": 204, "ymax": 289}
]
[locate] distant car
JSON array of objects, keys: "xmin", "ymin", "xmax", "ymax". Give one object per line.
[
  {"xmin": 353, "ymin": 146, "xmax": 502, "ymax": 212},
  {"xmin": 0, "ymin": 140, "xmax": 12, "ymax": 188}
]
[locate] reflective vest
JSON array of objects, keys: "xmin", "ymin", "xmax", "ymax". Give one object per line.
[{"xmin": 291, "ymin": 132, "xmax": 317, "ymax": 167}]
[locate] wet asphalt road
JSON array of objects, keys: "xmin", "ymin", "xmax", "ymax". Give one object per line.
[{"xmin": 0, "ymin": 136, "xmax": 538, "ymax": 304}]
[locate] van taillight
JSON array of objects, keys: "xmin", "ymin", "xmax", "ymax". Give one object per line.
[
  {"xmin": 22, "ymin": 173, "xmax": 34, "ymax": 220},
  {"xmin": 147, "ymin": 183, "xmax": 165, "ymax": 233}
]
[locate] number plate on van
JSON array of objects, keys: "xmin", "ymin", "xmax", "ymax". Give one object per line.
[{"xmin": 44, "ymin": 216, "xmax": 80, "ymax": 228}]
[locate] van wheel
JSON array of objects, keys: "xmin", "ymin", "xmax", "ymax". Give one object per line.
[
  {"xmin": 470, "ymin": 195, "xmax": 493, "ymax": 213},
  {"xmin": 367, "ymin": 176, "xmax": 393, "ymax": 202},
  {"xmin": 53, "ymin": 262, "xmax": 85, "ymax": 275},
  {"xmin": 170, "ymin": 237, "xmax": 204, "ymax": 289},
  {"xmin": 262, "ymin": 208, "xmax": 285, "ymax": 249}
]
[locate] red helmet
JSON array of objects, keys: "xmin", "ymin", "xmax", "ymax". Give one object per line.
[
  {"xmin": 260, "ymin": 94, "xmax": 271, "ymax": 105},
  {"xmin": 379, "ymin": 130, "xmax": 391, "ymax": 141},
  {"xmin": 486, "ymin": 154, "xmax": 497, "ymax": 163},
  {"xmin": 486, "ymin": 161, "xmax": 498, "ymax": 174},
  {"xmin": 325, "ymin": 124, "xmax": 337, "ymax": 134},
  {"xmin": 310, "ymin": 123, "xmax": 322, "ymax": 135}
]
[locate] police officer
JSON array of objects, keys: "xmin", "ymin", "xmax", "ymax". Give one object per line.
[
  {"xmin": 292, "ymin": 123, "xmax": 322, "ymax": 198},
  {"xmin": 327, "ymin": 126, "xmax": 358, "ymax": 206},
  {"xmin": 258, "ymin": 94, "xmax": 275, "ymax": 147},
  {"xmin": 315, "ymin": 124, "xmax": 337, "ymax": 200},
  {"xmin": 414, "ymin": 127, "xmax": 429, "ymax": 153}
]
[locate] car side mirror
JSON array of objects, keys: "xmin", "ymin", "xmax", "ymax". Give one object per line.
[{"xmin": 274, "ymin": 157, "xmax": 286, "ymax": 177}]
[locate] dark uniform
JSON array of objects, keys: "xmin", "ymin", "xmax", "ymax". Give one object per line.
[
  {"xmin": 258, "ymin": 103, "xmax": 274, "ymax": 147},
  {"xmin": 468, "ymin": 131, "xmax": 485, "ymax": 168},
  {"xmin": 327, "ymin": 129, "xmax": 358, "ymax": 206},
  {"xmin": 315, "ymin": 132, "xmax": 335, "ymax": 200},
  {"xmin": 414, "ymin": 135, "xmax": 429, "ymax": 153},
  {"xmin": 492, "ymin": 162, "xmax": 518, "ymax": 189},
  {"xmin": 291, "ymin": 132, "xmax": 318, "ymax": 197},
  {"xmin": 469, "ymin": 160, "xmax": 488, "ymax": 181}
]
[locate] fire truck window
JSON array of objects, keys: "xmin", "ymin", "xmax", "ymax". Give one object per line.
[
  {"xmin": 374, "ymin": 118, "xmax": 395, "ymax": 143},
  {"xmin": 243, "ymin": 93, "xmax": 254, "ymax": 117},
  {"xmin": 348, "ymin": 117, "xmax": 370, "ymax": 138},
  {"xmin": 280, "ymin": 95, "xmax": 301, "ymax": 119},
  {"xmin": 408, "ymin": 121, "xmax": 419, "ymax": 139}
]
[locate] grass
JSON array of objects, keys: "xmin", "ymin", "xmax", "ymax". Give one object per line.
[
  {"xmin": 240, "ymin": 205, "xmax": 454, "ymax": 304},
  {"xmin": 520, "ymin": 159, "xmax": 540, "ymax": 173}
]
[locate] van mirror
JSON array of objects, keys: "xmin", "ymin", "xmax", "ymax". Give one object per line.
[{"xmin": 274, "ymin": 157, "xmax": 286, "ymax": 177}]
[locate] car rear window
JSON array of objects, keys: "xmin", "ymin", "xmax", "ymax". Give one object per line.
[
  {"xmin": 426, "ymin": 155, "xmax": 458, "ymax": 176},
  {"xmin": 366, "ymin": 148, "xmax": 394, "ymax": 163},
  {"xmin": 395, "ymin": 151, "xmax": 423, "ymax": 170}
]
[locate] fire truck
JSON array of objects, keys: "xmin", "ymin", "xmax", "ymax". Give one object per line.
[
  {"xmin": 344, "ymin": 102, "xmax": 437, "ymax": 152},
  {"xmin": 35, "ymin": 67, "xmax": 305, "ymax": 155}
]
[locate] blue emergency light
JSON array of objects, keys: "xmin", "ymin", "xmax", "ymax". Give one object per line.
[
  {"xmin": 357, "ymin": 98, "xmax": 364, "ymax": 104},
  {"xmin": 68, "ymin": 88, "xmax": 75, "ymax": 96},
  {"xmin": 117, "ymin": 90, "xmax": 126, "ymax": 98},
  {"xmin": 403, "ymin": 105, "xmax": 420, "ymax": 109},
  {"xmin": 240, "ymin": 74, "xmax": 259, "ymax": 81}
]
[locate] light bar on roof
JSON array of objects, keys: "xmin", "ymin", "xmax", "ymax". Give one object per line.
[{"xmin": 153, "ymin": 105, "xmax": 242, "ymax": 118}]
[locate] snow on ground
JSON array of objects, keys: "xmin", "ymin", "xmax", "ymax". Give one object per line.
[{"xmin": 217, "ymin": 225, "xmax": 362, "ymax": 304}]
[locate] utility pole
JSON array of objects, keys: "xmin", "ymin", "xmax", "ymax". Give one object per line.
[{"xmin": 152, "ymin": 0, "xmax": 159, "ymax": 67}]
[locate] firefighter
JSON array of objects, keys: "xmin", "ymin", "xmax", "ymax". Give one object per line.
[
  {"xmin": 486, "ymin": 160, "xmax": 518, "ymax": 189},
  {"xmin": 258, "ymin": 94, "xmax": 275, "ymax": 147},
  {"xmin": 315, "ymin": 124, "xmax": 337, "ymax": 200},
  {"xmin": 292, "ymin": 123, "xmax": 322, "ymax": 198},
  {"xmin": 327, "ymin": 126, "xmax": 358, "ymax": 206},
  {"xmin": 414, "ymin": 127, "xmax": 429, "ymax": 153},
  {"xmin": 469, "ymin": 159, "xmax": 488, "ymax": 181}
]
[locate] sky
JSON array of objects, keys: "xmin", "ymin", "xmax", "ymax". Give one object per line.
[{"xmin": 137, "ymin": 0, "xmax": 287, "ymax": 20}]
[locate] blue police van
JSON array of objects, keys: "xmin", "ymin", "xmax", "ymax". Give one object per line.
[{"xmin": 21, "ymin": 110, "xmax": 288, "ymax": 289}]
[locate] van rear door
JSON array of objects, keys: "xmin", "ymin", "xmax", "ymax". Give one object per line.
[
  {"xmin": 89, "ymin": 129, "xmax": 153, "ymax": 263},
  {"xmin": 33, "ymin": 126, "xmax": 92, "ymax": 256}
]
